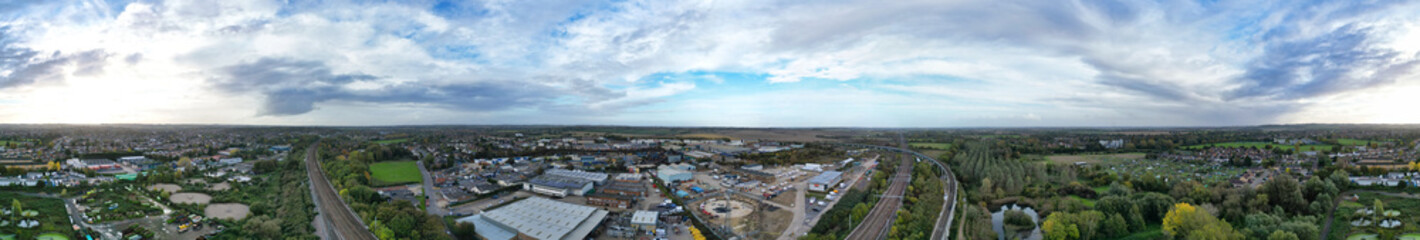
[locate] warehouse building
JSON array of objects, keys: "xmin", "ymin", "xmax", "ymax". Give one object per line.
[
  {"xmin": 457, "ymin": 197, "xmax": 609, "ymax": 240},
  {"xmin": 631, "ymin": 210, "xmax": 658, "ymax": 232},
  {"xmin": 807, "ymin": 171, "xmax": 844, "ymax": 192},
  {"xmin": 524, "ymin": 175, "xmax": 596, "ymax": 197},
  {"xmin": 545, "ymin": 169, "xmax": 610, "ymax": 185}
]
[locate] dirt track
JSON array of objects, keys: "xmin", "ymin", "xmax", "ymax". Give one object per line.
[{"xmin": 306, "ymin": 143, "xmax": 378, "ymax": 240}]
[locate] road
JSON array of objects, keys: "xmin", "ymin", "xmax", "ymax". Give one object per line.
[
  {"xmin": 845, "ymin": 144, "xmax": 914, "ymax": 240},
  {"xmin": 779, "ymin": 154, "xmax": 880, "ymax": 240},
  {"xmin": 305, "ymin": 143, "xmax": 379, "ymax": 240},
  {"xmin": 417, "ymin": 161, "xmax": 448, "ymax": 216}
]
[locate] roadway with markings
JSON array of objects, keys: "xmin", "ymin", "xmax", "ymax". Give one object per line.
[{"xmin": 305, "ymin": 143, "xmax": 379, "ymax": 240}]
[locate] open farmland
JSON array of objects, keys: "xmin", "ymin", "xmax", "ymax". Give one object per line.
[
  {"xmin": 1046, "ymin": 153, "xmax": 1145, "ymax": 165},
  {"xmin": 1184, "ymin": 141, "xmax": 1334, "ymax": 152},
  {"xmin": 370, "ymin": 161, "xmax": 421, "ymax": 186},
  {"xmin": 373, "ymin": 138, "xmax": 410, "ymax": 144},
  {"xmin": 908, "ymin": 142, "xmax": 953, "ymax": 150}
]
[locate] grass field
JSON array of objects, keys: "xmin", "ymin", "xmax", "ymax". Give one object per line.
[
  {"xmin": 1069, "ymin": 195, "xmax": 1096, "ymax": 207},
  {"xmin": 369, "ymin": 161, "xmax": 422, "ymax": 186},
  {"xmin": 1047, "ymin": 153, "xmax": 1146, "ymax": 165},
  {"xmin": 677, "ymin": 133, "xmax": 736, "ymax": 140},
  {"xmin": 908, "ymin": 142, "xmax": 952, "ymax": 150},
  {"xmin": 373, "ymin": 138, "xmax": 410, "ymax": 144},
  {"xmin": 1338, "ymin": 138, "xmax": 1391, "ymax": 146},
  {"xmin": 1183, "ymin": 141, "xmax": 1334, "ymax": 152}
]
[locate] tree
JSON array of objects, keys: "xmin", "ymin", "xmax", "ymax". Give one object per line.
[
  {"xmin": 452, "ymin": 222, "xmax": 477, "ymax": 240},
  {"xmin": 1104, "ymin": 213, "xmax": 1129, "ymax": 238},
  {"xmin": 11, "ymin": 199, "xmax": 20, "ymax": 214},
  {"xmin": 1261, "ymin": 176, "xmax": 1307, "ymax": 212},
  {"xmin": 1043, "ymin": 213, "xmax": 1080, "ymax": 240},
  {"xmin": 1164, "ymin": 202, "xmax": 1243, "ymax": 239},
  {"xmin": 1267, "ymin": 230, "xmax": 1299, "ymax": 240}
]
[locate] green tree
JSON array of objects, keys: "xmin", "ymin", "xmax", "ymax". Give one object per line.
[
  {"xmin": 1267, "ymin": 230, "xmax": 1299, "ymax": 240},
  {"xmin": 452, "ymin": 222, "xmax": 477, "ymax": 240},
  {"xmin": 1104, "ymin": 213, "xmax": 1129, "ymax": 238},
  {"xmin": 1043, "ymin": 213, "xmax": 1080, "ymax": 240}
]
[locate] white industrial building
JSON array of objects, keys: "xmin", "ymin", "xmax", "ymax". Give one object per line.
[
  {"xmin": 807, "ymin": 171, "xmax": 844, "ymax": 192},
  {"xmin": 524, "ymin": 175, "xmax": 596, "ymax": 197},
  {"xmin": 656, "ymin": 164, "xmax": 695, "ymax": 183},
  {"xmin": 631, "ymin": 210, "xmax": 658, "ymax": 232},
  {"xmin": 457, "ymin": 197, "xmax": 609, "ymax": 240},
  {"xmin": 545, "ymin": 169, "xmax": 610, "ymax": 185}
]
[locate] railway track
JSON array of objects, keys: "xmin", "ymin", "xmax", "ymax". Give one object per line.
[
  {"xmin": 305, "ymin": 143, "xmax": 379, "ymax": 240},
  {"xmin": 844, "ymin": 142, "xmax": 915, "ymax": 240}
]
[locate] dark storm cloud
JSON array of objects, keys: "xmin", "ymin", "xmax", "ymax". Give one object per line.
[
  {"xmin": 1229, "ymin": 25, "xmax": 1420, "ymax": 101},
  {"xmin": 209, "ymin": 57, "xmax": 585, "ymax": 116}
]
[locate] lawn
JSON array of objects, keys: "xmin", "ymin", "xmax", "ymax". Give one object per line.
[
  {"xmin": 1069, "ymin": 195, "xmax": 1096, "ymax": 207},
  {"xmin": 373, "ymin": 138, "xmax": 410, "ymax": 145},
  {"xmin": 1183, "ymin": 141, "xmax": 1334, "ymax": 152},
  {"xmin": 369, "ymin": 161, "xmax": 422, "ymax": 186},
  {"xmin": 908, "ymin": 142, "xmax": 952, "ymax": 150},
  {"xmin": 0, "ymin": 192, "xmax": 79, "ymax": 239},
  {"xmin": 1339, "ymin": 139, "xmax": 1391, "ymax": 146}
]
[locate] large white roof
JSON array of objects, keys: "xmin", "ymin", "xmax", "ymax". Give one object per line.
[{"xmin": 480, "ymin": 197, "xmax": 608, "ymax": 240}]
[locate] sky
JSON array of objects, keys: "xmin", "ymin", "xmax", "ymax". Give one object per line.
[{"xmin": 1, "ymin": 0, "xmax": 1419, "ymax": 127}]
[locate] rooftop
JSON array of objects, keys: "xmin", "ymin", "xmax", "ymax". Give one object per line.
[
  {"xmin": 808, "ymin": 171, "xmax": 844, "ymax": 184},
  {"xmin": 470, "ymin": 197, "xmax": 609, "ymax": 240}
]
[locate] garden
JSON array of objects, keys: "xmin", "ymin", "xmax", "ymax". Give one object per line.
[
  {"xmin": 0, "ymin": 192, "xmax": 77, "ymax": 239},
  {"xmin": 78, "ymin": 187, "xmax": 162, "ymax": 223},
  {"xmin": 1330, "ymin": 191, "xmax": 1420, "ymax": 240}
]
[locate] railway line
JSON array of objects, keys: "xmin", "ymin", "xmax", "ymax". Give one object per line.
[
  {"xmin": 305, "ymin": 143, "xmax": 379, "ymax": 240},
  {"xmin": 839, "ymin": 133, "xmax": 960, "ymax": 240},
  {"xmin": 844, "ymin": 137, "xmax": 916, "ymax": 240}
]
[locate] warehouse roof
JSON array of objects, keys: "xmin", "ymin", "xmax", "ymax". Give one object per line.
[
  {"xmin": 631, "ymin": 210, "xmax": 658, "ymax": 226},
  {"xmin": 808, "ymin": 171, "xmax": 844, "ymax": 184},
  {"xmin": 528, "ymin": 175, "xmax": 595, "ymax": 189},
  {"xmin": 476, "ymin": 197, "xmax": 609, "ymax": 240},
  {"xmin": 545, "ymin": 169, "xmax": 609, "ymax": 182}
]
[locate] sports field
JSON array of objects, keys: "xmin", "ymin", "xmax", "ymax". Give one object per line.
[{"xmin": 370, "ymin": 161, "xmax": 421, "ymax": 186}]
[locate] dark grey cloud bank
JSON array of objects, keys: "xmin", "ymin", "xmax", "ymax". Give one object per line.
[{"xmin": 209, "ymin": 58, "xmax": 624, "ymax": 116}]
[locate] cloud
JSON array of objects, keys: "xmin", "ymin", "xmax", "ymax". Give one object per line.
[
  {"xmin": 208, "ymin": 57, "xmax": 625, "ymax": 116},
  {"xmin": 1230, "ymin": 24, "xmax": 1420, "ymax": 100},
  {"xmin": 0, "ymin": 27, "xmax": 109, "ymax": 89}
]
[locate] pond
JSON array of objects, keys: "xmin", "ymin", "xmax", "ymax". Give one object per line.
[{"xmin": 991, "ymin": 204, "xmax": 1042, "ymax": 240}]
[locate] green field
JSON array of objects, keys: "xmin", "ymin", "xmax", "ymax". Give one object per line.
[
  {"xmin": 373, "ymin": 138, "xmax": 411, "ymax": 144},
  {"xmin": 369, "ymin": 161, "xmax": 422, "ymax": 186},
  {"xmin": 1338, "ymin": 138, "xmax": 1392, "ymax": 146},
  {"xmin": 908, "ymin": 142, "xmax": 953, "ymax": 150},
  {"xmin": 1069, "ymin": 195, "xmax": 1096, "ymax": 207},
  {"xmin": 1183, "ymin": 141, "xmax": 1334, "ymax": 152}
]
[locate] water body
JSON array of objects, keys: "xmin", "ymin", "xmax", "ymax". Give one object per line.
[{"xmin": 991, "ymin": 204, "xmax": 1042, "ymax": 240}]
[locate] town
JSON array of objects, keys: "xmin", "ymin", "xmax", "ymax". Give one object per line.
[{"xmin": 1, "ymin": 125, "xmax": 1418, "ymax": 240}]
